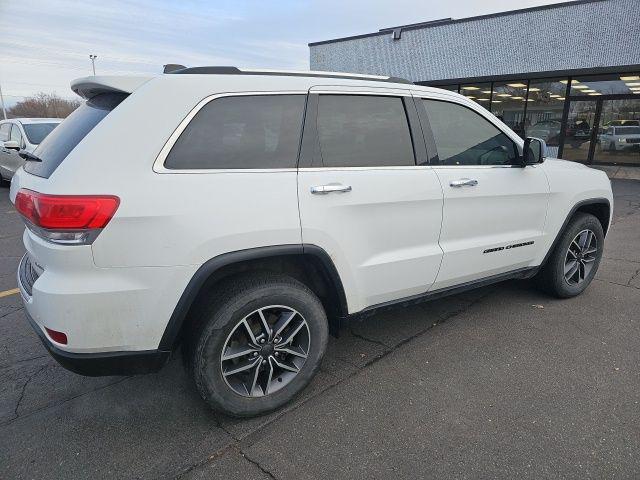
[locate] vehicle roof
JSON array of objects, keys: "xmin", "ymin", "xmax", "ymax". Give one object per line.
[{"xmin": 70, "ymin": 68, "xmax": 449, "ymax": 100}]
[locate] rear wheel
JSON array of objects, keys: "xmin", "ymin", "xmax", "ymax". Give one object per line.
[
  {"xmin": 187, "ymin": 273, "xmax": 328, "ymax": 417},
  {"xmin": 536, "ymin": 213, "xmax": 604, "ymax": 298}
]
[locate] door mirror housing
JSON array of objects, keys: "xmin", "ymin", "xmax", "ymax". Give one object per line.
[
  {"xmin": 2, "ymin": 140, "xmax": 20, "ymax": 151},
  {"xmin": 522, "ymin": 137, "xmax": 546, "ymax": 165}
]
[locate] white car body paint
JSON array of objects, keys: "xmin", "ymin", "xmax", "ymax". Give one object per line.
[{"xmin": 9, "ymin": 71, "xmax": 613, "ymax": 357}]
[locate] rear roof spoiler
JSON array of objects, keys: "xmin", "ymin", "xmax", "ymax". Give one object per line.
[{"xmin": 71, "ymin": 76, "xmax": 153, "ymax": 100}]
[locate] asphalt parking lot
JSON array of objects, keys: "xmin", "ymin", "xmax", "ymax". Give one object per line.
[{"xmin": 1, "ymin": 179, "xmax": 639, "ymax": 480}]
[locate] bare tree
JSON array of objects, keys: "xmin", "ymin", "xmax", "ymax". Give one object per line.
[{"xmin": 8, "ymin": 92, "xmax": 81, "ymax": 118}]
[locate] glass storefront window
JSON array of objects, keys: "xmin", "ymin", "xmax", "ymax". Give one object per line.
[
  {"xmin": 459, "ymin": 83, "xmax": 491, "ymax": 107},
  {"xmin": 524, "ymin": 77, "xmax": 568, "ymax": 155},
  {"xmin": 570, "ymin": 73, "xmax": 640, "ymax": 96},
  {"xmin": 437, "ymin": 84, "xmax": 459, "ymax": 93},
  {"xmin": 491, "ymin": 81, "xmax": 528, "ymax": 137},
  {"xmin": 594, "ymin": 99, "xmax": 640, "ymax": 166},
  {"xmin": 562, "ymin": 100, "xmax": 598, "ymax": 163}
]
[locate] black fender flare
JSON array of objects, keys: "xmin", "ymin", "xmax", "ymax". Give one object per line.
[
  {"xmin": 539, "ymin": 197, "xmax": 611, "ymax": 268},
  {"xmin": 158, "ymin": 244, "xmax": 348, "ymax": 350}
]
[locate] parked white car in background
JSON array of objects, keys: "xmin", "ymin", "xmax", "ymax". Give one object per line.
[
  {"xmin": 599, "ymin": 125, "xmax": 640, "ymax": 152},
  {"xmin": 10, "ymin": 68, "xmax": 613, "ymax": 417},
  {"xmin": 0, "ymin": 118, "xmax": 61, "ymax": 184}
]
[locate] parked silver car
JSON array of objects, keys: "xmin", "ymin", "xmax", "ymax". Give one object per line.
[{"xmin": 0, "ymin": 118, "xmax": 61, "ymax": 185}]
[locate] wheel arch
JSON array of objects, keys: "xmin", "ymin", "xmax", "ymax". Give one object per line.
[
  {"xmin": 540, "ymin": 197, "xmax": 611, "ymax": 268},
  {"xmin": 158, "ymin": 244, "xmax": 348, "ymax": 351}
]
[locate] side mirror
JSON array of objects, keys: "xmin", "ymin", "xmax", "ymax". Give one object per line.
[
  {"xmin": 522, "ymin": 137, "xmax": 546, "ymax": 165},
  {"xmin": 2, "ymin": 140, "xmax": 20, "ymax": 151}
]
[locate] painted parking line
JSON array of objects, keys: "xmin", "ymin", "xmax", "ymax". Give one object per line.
[{"xmin": 0, "ymin": 288, "xmax": 20, "ymax": 298}]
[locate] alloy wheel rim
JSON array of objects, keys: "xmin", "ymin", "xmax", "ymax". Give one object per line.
[
  {"xmin": 564, "ymin": 229, "xmax": 598, "ymax": 286},
  {"xmin": 220, "ymin": 305, "xmax": 310, "ymax": 397}
]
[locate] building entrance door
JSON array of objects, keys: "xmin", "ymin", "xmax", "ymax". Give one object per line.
[{"xmin": 561, "ymin": 97, "xmax": 640, "ymax": 165}]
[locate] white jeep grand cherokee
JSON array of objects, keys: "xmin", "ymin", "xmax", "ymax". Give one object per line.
[{"xmin": 10, "ymin": 67, "xmax": 613, "ymax": 417}]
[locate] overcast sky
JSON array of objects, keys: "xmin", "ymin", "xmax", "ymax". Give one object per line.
[{"xmin": 0, "ymin": 0, "xmax": 563, "ymax": 105}]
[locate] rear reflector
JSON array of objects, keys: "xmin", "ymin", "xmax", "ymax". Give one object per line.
[
  {"xmin": 45, "ymin": 327, "xmax": 68, "ymax": 345},
  {"xmin": 15, "ymin": 189, "xmax": 119, "ymax": 229}
]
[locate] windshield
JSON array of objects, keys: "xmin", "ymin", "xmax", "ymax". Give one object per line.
[
  {"xmin": 24, "ymin": 92, "xmax": 128, "ymax": 178},
  {"xmin": 22, "ymin": 123, "xmax": 59, "ymax": 144},
  {"xmin": 615, "ymin": 127, "xmax": 640, "ymax": 135}
]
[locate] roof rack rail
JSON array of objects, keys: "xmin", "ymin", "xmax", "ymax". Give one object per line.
[{"xmin": 167, "ymin": 66, "xmax": 413, "ymax": 85}]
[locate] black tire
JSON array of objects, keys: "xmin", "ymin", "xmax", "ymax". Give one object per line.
[
  {"xmin": 0, "ymin": 171, "xmax": 7, "ymax": 187},
  {"xmin": 536, "ymin": 213, "xmax": 604, "ymax": 298},
  {"xmin": 187, "ymin": 272, "xmax": 328, "ymax": 417}
]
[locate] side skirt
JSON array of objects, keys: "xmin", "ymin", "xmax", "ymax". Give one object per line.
[{"xmin": 349, "ymin": 266, "xmax": 538, "ymax": 320}]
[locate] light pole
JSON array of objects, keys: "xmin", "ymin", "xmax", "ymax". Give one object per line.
[
  {"xmin": 89, "ymin": 54, "xmax": 97, "ymax": 75},
  {"xmin": 0, "ymin": 81, "xmax": 6, "ymax": 120}
]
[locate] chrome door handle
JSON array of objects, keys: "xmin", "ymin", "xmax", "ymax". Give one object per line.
[
  {"xmin": 311, "ymin": 184, "xmax": 352, "ymax": 195},
  {"xmin": 449, "ymin": 178, "xmax": 478, "ymax": 188}
]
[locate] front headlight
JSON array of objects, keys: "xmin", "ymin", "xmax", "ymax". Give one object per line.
[{"xmin": 618, "ymin": 138, "xmax": 625, "ymax": 142}]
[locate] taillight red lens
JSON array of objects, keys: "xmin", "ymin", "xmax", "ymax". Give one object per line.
[
  {"xmin": 45, "ymin": 327, "xmax": 68, "ymax": 345},
  {"xmin": 15, "ymin": 189, "xmax": 119, "ymax": 230}
]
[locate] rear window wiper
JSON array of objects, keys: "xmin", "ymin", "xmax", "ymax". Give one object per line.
[{"xmin": 19, "ymin": 151, "xmax": 42, "ymax": 162}]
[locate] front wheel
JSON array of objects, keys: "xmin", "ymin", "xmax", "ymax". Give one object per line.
[
  {"xmin": 187, "ymin": 273, "xmax": 328, "ymax": 417},
  {"xmin": 535, "ymin": 213, "xmax": 604, "ymax": 298}
]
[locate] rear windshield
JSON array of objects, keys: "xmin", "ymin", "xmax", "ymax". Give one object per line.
[
  {"xmin": 22, "ymin": 123, "xmax": 59, "ymax": 144},
  {"xmin": 24, "ymin": 93, "xmax": 128, "ymax": 178}
]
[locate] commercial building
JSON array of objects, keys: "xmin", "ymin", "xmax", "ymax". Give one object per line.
[{"xmin": 309, "ymin": 0, "xmax": 640, "ymax": 166}]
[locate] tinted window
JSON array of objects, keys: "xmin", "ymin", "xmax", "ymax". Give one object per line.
[
  {"xmin": 10, "ymin": 125, "xmax": 23, "ymax": 145},
  {"xmin": 423, "ymin": 99, "xmax": 518, "ymax": 166},
  {"xmin": 315, "ymin": 95, "xmax": 415, "ymax": 167},
  {"xmin": 25, "ymin": 93, "xmax": 127, "ymax": 178},
  {"xmin": 22, "ymin": 123, "xmax": 59, "ymax": 144},
  {"xmin": 0, "ymin": 123, "xmax": 10, "ymax": 141},
  {"xmin": 165, "ymin": 95, "xmax": 305, "ymax": 170}
]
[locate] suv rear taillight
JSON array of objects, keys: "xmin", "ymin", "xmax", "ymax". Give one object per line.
[{"xmin": 15, "ymin": 189, "xmax": 120, "ymax": 245}]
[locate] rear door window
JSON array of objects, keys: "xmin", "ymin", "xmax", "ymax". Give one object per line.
[
  {"xmin": 25, "ymin": 92, "xmax": 128, "ymax": 178},
  {"xmin": 164, "ymin": 94, "xmax": 306, "ymax": 170},
  {"xmin": 315, "ymin": 95, "xmax": 415, "ymax": 167}
]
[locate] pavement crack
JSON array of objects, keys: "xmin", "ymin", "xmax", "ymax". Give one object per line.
[
  {"xmin": 0, "ymin": 306, "xmax": 23, "ymax": 320},
  {"xmin": 0, "ymin": 354, "xmax": 49, "ymax": 371},
  {"xmin": 211, "ymin": 414, "xmax": 240, "ymax": 442},
  {"xmin": 627, "ymin": 266, "xmax": 640, "ymax": 286},
  {"xmin": 603, "ymin": 256, "xmax": 640, "ymax": 264},
  {"xmin": 241, "ymin": 450, "xmax": 279, "ymax": 480},
  {"xmin": 348, "ymin": 327, "xmax": 392, "ymax": 350},
  {"xmin": 14, "ymin": 364, "xmax": 47, "ymax": 417},
  {"xmin": 174, "ymin": 444, "xmax": 239, "ymax": 479},
  {"xmin": 1, "ymin": 376, "xmax": 132, "ymax": 427},
  {"xmin": 594, "ymin": 278, "xmax": 640, "ymax": 291}
]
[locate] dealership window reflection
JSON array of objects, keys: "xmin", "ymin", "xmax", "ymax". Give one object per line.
[
  {"xmin": 491, "ymin": 81, "xmax": 528, "ymax": 138},
  {"xmin": 459, "ymin": 83, "xmax": 491, "ymax": 107},
  {"xmin": 524, "ymin": 78, "xmax": 568, "ymax": 156}
]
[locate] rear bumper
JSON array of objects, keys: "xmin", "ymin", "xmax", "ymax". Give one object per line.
[{"xmin": 25, "ymin": 310, "xmax": 170, "ymax": 376}]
